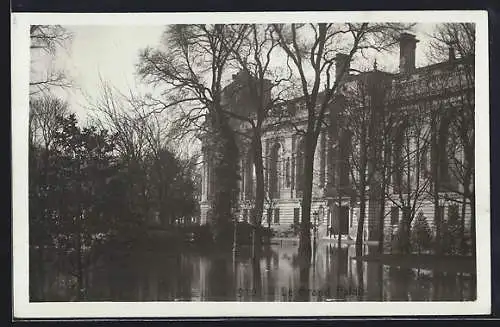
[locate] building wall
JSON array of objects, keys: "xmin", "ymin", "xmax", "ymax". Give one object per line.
[{"xmin": 199, "ymin": 35, "xmax": 474, "ymax": 242}]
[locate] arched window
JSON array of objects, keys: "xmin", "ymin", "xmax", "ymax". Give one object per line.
[
  {"xmin": 296, "ymin": 137, "xmax": 306, "ymax": 193},
  {"xmin": 269, "ymin": 143, "xmax": 282, "ymax": 199},
  {"xmin": 285, "ymin": 157, "xmax": 291, "ymax": 188},
  {"xmin": 391, "ymin": 123, "xmax": 406, "ymax": 193},
  {"xmin": 438, "ymin": 116, "xmax": 451, "ymax": 187},
  {"xmin": 319, "ymin": 134, "xmax": 326, "ymax": 187},
  {"xmin": 339, "ymin": 129, "xmax": 351, "ymax": 189}
]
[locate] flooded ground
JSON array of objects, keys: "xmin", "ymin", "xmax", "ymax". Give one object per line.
[{"xmin": 30, "ymin": 240, "xmax": 476, "ymax": 302}]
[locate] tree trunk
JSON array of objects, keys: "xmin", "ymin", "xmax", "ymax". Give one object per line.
[
  {"xmin": 399, "ymin": 214, "xmax": 411, "ymax": 254},
  {"xmin": 76, "ymin": 223, "xmax": 84, "ymax": 301},
  {"xmin": 35, "ymin": 245, "xmax": 45, "ymax": 301},
  {"xmin": 356, "ymin": 258, "xmax": 364, "ymax": 300},
  {"xmin": 210, "ymin": 113, "xmax": 240, "ymax": 250},
  {"xmin": 377, "ymin": 189, "xmax": 386, "ymax": 254},
  {"xmin": 252, "ymin": 255, "xmax": 262, "ymax": 299},
  {"xmin": 337, "ymin": 193, "xmax": 342, "ymax": 249},
  {"xmin": 355, "ymin": 126, "xmax": 368, "ymax": 257},
  {"xmin": 460, "ymin": 193, "xmax": 467, "ymax": 255},
  {"xmin": 252, "ymin": 134, "xmax": 264, "ymax": 254},
  {"xmin": 431, "ymin": 118, "xmax": 442, "ymax": 255},
  {"xmin": 356, "ymin": 186, "xmax": 366, "ymax": 257},
  {"xmin": 299, "ymin": 135, "xmax": 315, "ymax": 260},
  {"xmin": 469, "ymin": 194, "xmax": 476, "ymax": 257}
]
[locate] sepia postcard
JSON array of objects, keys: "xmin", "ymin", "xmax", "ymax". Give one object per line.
[{"xmin": 11, "ymin": 10, "xmax": 490, "ymax": 318}]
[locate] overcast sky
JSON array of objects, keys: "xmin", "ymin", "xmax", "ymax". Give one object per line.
[{"xmin": 37, "ymin": 23, "xmax": 437, "ymax": 122}]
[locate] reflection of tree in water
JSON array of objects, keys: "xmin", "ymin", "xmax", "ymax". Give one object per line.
[
  {"xmin": 365, "ymin": 263, "xmax": 383, "ymax": 301},
  {"xmin": 452, "ymin": 272, "xmax": 476, "ymax": 301},
  {"xmin": 81, "ymin": 248, "xmax": 199, "ymax": 301},
  {"xmin": 407, "ymin": 269, "xmax": 433, "ymax": 301},
  {"xmin": 469, "ymin": 273, "xmax": 477, "ymax": 301},
  {"xmin": 431, "ymin": 271, "xmax": 473, "ymax": 301},
  {"xmin": 355, "ymin": 259, "xmax": 365, "ymax": 301},
  {"xmin": 34, "ymin": 244, "xmax": 477, "ymax": 302},
  {"xmin": 325, "ymin": 245, "xmax": 350, "ymax": 300},
  {"xmin": 30, "ymin": 247, "xmax": 80, "ymax": 301},
  {"xmin": 85, "ymin": 250, "xmax": 138, "ymax": 301},
  {"xmin": 387, "ymin": 267, "xmax": 412, "ymax": 301},
  {"xmin": 207, "ymin": 253, "xmax": 236, "ymax": 301},
  {"xmin": 158, "ymin": 252, "xmax": 196, "ymax": 300},
  {"xmin": 324, "ymin": 245, "xmax": 335, "ymax": 298},
  {"xmin": 264, "ymin": 250, "xmax": 276, "ymax": 301},
  {"xmin": 294, "ymin": 252, "xmax": 311, "ymax": 302},
  {"xmin": 364, "ymin": 246, "xmax": 383, "ymax": 301},
  {"xmin": 251, "ymin": 255, "xmax": 262, "ymax": 300}
]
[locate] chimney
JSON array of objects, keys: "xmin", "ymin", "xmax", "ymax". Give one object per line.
[
  {"xmin": 399, "ymin": 33, "xmax": 419, "ymax": 74},
  {"xmin": 448, "ymin": 46, "xmax": 456, "ymax": 62},
  {"xmin": 335, "ymin": 53, "xmax": 350, "ymax": 82}
]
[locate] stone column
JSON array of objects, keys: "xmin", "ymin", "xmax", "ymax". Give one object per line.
[
  {"xmin": 240, "ymin": 158, "xmax": 245, "ymax": 201},
  {"xmin": 319, "ymin": 132, "xmax": 326, "ymax": 189},
  {"xmin": 264, "ymin": 139, "xmax": 270, "ymax": 194},
  {"xmin": 202, "ymin": 154, "xmax": 207, "ymax": 201},
  {"xmin": 291, "ymin": 135, "xmax": 296, "ymax": 198}
]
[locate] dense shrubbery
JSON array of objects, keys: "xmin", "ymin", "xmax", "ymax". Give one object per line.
[
  {"xmin": 30, "ymin": 112, "xmax": 200, "ymax": 248},
  {"xmin": 410, "ymin": 211, "xmax": 433, "ymax": 254},
  {"xmin": 441, "ymin": 205, "xmax": 466, "ymax": 255}
]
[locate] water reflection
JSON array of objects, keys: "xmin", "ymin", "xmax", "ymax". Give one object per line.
[{"xmin": 31, "ymin": 242, "xmax": 476, "ymax": 302}]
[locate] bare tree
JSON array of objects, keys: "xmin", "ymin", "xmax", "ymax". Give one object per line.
[
  {"xmin": 272, "ymin": 22, "xmax": 412, "ymax": 257},
  {"xmin": 339, "ymin": 70, "xmax": 395, "ymax": 253},
  {"xmin": 385, "ymin": 103, "xmax": 433, "ymax": 254},
  {"xmin": 87, "ymin": 78, "xmax": 151, "ymax": 161},
  {"xmin": 29, "ymin": 94, "xmax": 69, "ymax": 149},
  {"xmin": 429, "ymin": 23, "xmax": 475, "ymax": 254},
  {"xmin": 87, "ymin": 79, "xmax": 158, "ymax": 228},
  {"xmin": 427, "ymin": 23, "xmax": 475, "ymax": 62},
  {"xmin": 87, "ymin": 78, "xmax": 200, "ymax": 228},
  {"xmin": 137, "ymin": 24, "xmax": 248, "ymax": 247},
  {"xmin": 30, "ymin": 25, "xmax": 73, "ymax": 96},
  {"xmin": 220, "ymin": 24, "xmax": 294, "ymax": 250}
]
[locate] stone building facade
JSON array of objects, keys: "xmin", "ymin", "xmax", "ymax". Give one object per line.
[{"xmin": 200, "ymin": 32, "xmax": 474, "ymax": 243}]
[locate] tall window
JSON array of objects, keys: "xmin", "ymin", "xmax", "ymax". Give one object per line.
[
  {"xmin": 328, "ymin": 147, "xmax": 336, "ymax": 187},
  {"xmin": 448, "ymin": 204, "xmax": 459, "ymax": 224},
  {"xmin": 285, "ymin": 157, "xmax": 291, "ymax": 188},
  {"xmin": 420, "ymin": 145, "xmax": 430, "ymax": 177},
  {"xmin": 294, "ymin": 207, "xmax": 300, "ymax": 225},
  {"xmin": 320, "ymin": 134, "xmax": 326, "ymax": 187},
  {"xmin": 296, "ymin": 138, "xmax": 305, "ymax": 193},
  {"xmin": 269, "ymin": 143, "xmax": 281, "ymax": 198},
  {"xmin": 244, "ymin": 151, "xmax": 254, "ymax": 200},
  {"xmin": 339, "ymin": 130, "xmax": 351, "ymax": 189},
  {"xmin": 438, "ymin": 117, "xmax": 451, "ymax": 188},
  {"xmin": 267, "ymin": 208, "xmax": 272, "ymax": 226},
  {"xmin": 392, "ymin": 125, "xmax": 405, "ymax": 193},
  {"xmin": 274, "ymin": 208, "xmax": 280, "ymax": 224},
  {"xmin": 243, "ymin": 209, "xmax": 248, "ymax": 222},
  {"xmin": 391, "ymin": 207, "xmax": 400, "ymax": 225},
  {"xmin": 438, "ymin": 206, "xmax": 445, "ymax": 224},
  {"xmin": 402, "ymin": 206, "xmax": 411, "ymax": 222}
]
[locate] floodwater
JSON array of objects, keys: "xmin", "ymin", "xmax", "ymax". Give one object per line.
[{"xmin": 30, "ymin": 240, "xmax": 476, "ymax": 302}]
